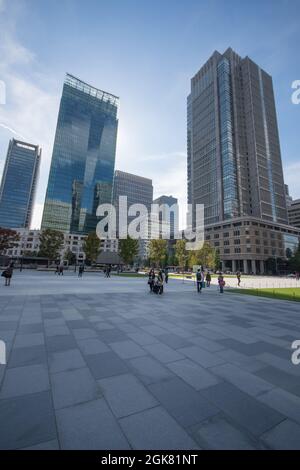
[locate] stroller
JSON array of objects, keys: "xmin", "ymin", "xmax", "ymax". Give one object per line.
[{"xmin": 153, "ymin": 276, "xmax": 163, "ymax": 295}]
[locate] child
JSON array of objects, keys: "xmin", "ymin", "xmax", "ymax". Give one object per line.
[{"xmin": 218, "ymin": 274, "xmax": 225, "ymax": 294}]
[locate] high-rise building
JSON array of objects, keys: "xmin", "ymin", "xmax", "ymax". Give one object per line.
[
  {"xmin": 187, "ymin": 49, "xmax": 299, "ymax": 273},
  {"xmin": 113, "ymin": 170, "xmax": 153, "ymax": 260},
  {"xmin": 285, "ymin": 184, "xmax": 293, "ymax": 208},
  {"xmin": 113, "ymin": 170, "xmax": 153, "ymax": 230},
  {"xmin": 188, "ymin": 47, "xmax": 288, "ymax": 226},
  {"xmin": 41, "ymin": 74, "xmax": 119, "ymax": 234},
  {"xmin": 0, "ymin": 139, "xmax": 41, "ymax": 229},
  {"xmin": 288, "ymin": 199, "xmax": 300, "ymax": 229},
  {"xmin": 153, "ymin": 195, "xmax": 178, "ymax": 239}
]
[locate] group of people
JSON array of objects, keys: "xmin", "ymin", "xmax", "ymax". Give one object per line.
[
  {"xmin": 148, "ymin": 267, "xmax": 169, "ymax": 295},
  {"xmin": 148, "ymin": 266, "xmax": 228, "ymax": 296},
  {"xmin": 196, "ymin": 268, "xmax": 212, "ymax": 293},
  {"xmin": 196, "ymin": 267, "xmax": 229, "ymax": 294}
]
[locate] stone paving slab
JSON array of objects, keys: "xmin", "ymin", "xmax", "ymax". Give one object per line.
[
  {"xmin": 190, "ymin": 414, "xmax": 258, "ymax": 450},
  {"xmin": 56, "ymin": 398, "xmax": 130, "ymax": 450},
  {"xmin": 119, "ymin": 406, "xmax": 198, "ymax": 450},
  {"xmin": 0, "ymin": 272, "xmax": 300, "ymax": 449}
]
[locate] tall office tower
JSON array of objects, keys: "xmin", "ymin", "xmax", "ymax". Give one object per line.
[
  {"xmin": 113, "ymin": 170, "xmax": 153, "ymax": 232},
  {"xmin": 187, "ymin": 49, "xmax": 299, "ymax": 274},
  {"xmin": 0, "ymin": 139, "xmax": 41, "ymax": 229},
  {"xmin": 153, "ymin": 195, "xmax": 178, "ymax": 239},
  {"xmin": 41, "ymin": 74, "xmax": 119, "ymax": 233},
  {"xmin": 187, "ymin": 47, "xmax": 288, "ymax": 226}
]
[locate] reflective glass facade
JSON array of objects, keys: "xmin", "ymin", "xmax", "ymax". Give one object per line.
[
  {"xmin": 188, "ymin": 48, "xmax": 288, "ymax": 227},
  {"xmin": 0, "ymin": 139, "xmax": 41, "ymax": 229},
  {"xmin": 217, "ymin": 58, "xmax": 239, "ymax": 219},
  {"xmin": 42, "ymin": 74, "xmax": 119, "ymax": 233}
]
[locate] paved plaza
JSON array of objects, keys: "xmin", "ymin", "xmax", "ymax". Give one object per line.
[{"xmin": 0, "ymin": 271, "xmax": 300, "ymax": 450}]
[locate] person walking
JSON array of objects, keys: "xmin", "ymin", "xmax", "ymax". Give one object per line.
[
  {"xmin": 206, "ymin": 271, "xmax": 211, "ymax": 287},
  {"xmin": 78, "ymin": 264, "xmax": 84, "ymax": 278},
  {"xmin": 2, "ymin": 265, "xmax": 13, "ymax": 286},
  {"xmin": 237, "ymin": 271, "xmax": 241, "ymax": 287},
  {"xmin": 148, "ymin": 268, "xmax": 155, "ymax": 292},
  {"xmin": 59, "ymin": 265, "xmax": 64, "ymax": 276},
  {"xmin": 218, "ymin": 273, "xmax": 225, "ymax": 294},
  {"xmin": 55, "ymin": 265, "xmax": 59, "ymax": 275},
  {"xmin": 164, "ymin": 267, "xmax": 169, "ymax": 284},
  {"xmin": 196, "ymin": 269, "xmax": 204, "ymax": 293},
  {"xmin": 157, "ymin": 270, "xmax": 164, "ymax": 295}
]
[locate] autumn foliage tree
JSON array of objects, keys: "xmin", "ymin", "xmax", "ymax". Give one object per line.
[{"xmin": 0, "ymin": 227, "xmax": 20, "ymax": 254}]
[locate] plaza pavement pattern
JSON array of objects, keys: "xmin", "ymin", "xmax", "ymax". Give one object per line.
[{"xmin": 0, "ymin": 272, "xmax": 300, "ymax": 450}]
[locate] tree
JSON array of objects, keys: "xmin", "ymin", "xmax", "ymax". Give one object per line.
[
  {"xmin": 82, "ymin": 232, "xmax": 101, "ymax": 264},
  {"xmin": 149, "ymin": 239, "xmax": 168, "ymax": 267},
  {"xmin": 0, "ymin": 228, "xmax": 19, "ymax": 254},
  {"xmin": 199, "ymin": 241, "xmax": 215, "ymax": 267},
  {"xmin": 64, "ymin": 248, "xmax": 76, "ymax": 265},
  {"xmin": 168, "ymin": 252, "xmax": 177, "ymax": 267},
  {"xmin": 118, "ymin": 236, "xmax": 139, "ymax": 265},
  {"xmin": 288, "ymin": 243, "xmax": 300, "ymax": 272},
  {"xmin": 175, "ymin": 239, "xmax": 188, "ymax": 270},
  {"xmin": 22, "ymin": 250, "xmax": 38, "ymax": 257},
  {"xmin": 38, "ymin": 229, "xmax": 64, "ymax": 261},
  {"xmin": 214, "ymin": 249, "xmax": 221, "ymax": 271},
  {"xmin": 187, "ymin": 241, "xmax": 216, "ymax": 270}
]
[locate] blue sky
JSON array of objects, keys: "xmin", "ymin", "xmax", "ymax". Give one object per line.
[{"xmin": 0, "ymin": 0, "xmax": 299, "ymax": 228}]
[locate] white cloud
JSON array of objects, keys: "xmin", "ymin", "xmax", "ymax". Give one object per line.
[
  {"xmin": 0, "ymin": 122, "xmax": 27, "ymax": 140},
  {"xmin": 0, "ymin": 9, "xmax": 60, "ymax": 230},
  {"xmin": 0, "ymin": 34, "xmax": 35, "ymax": 67},
  {"xmin": 30, "ymin": 202, "xmax": 44, "ymax": 230}
]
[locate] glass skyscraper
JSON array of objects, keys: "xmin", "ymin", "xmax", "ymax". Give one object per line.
[
  {"xmin": 41, "ymin": 74, "xmax": 119, "ymax": 233},
  {"xmin": 187, "ymin": 48, "xmax": 298, "ymax": 275},
  {"xmin": 187, "ymin": 48, "xmax": 288, "ymax": 226},
  {"xmin": 0, "ymin": 139, "xmax": 41, "ymax": 229}
]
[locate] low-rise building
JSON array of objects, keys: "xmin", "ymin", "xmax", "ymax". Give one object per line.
[
  {"xmin": 288, "ymin": 199, "xmax": 300, "ymax": 229},
  {"xmin": 203, "ymin": 216, "xmax": 300, "ymax": 274},
  {"xmin": 4, "ymin": 228, "xmax": 118, "ymax": 263}
]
